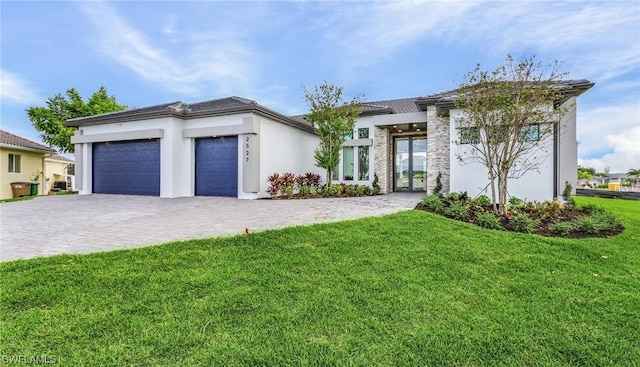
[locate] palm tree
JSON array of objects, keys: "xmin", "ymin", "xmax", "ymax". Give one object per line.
[{"xmin": 627, "ymin": 168, "xmax": 640, "ymax": 190}]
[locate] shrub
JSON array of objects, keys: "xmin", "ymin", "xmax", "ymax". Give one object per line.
[
  {"xmin": 346, "ymin": 185, "xmax": 359, "ymax": 197},
  {"xmin": 476, "ymin": 212, "xmax": 502, "ymax": 230},
  {"xmin": 444, "ymin": 201, "xmax": 469, "ymax": 220},
  {"xmin": 433, "ymin": 172, "xmax": 443, "ymax": 196},
  {"xmin": 550, "ymin": 221, "xmax": 574, "ymax": 236},
  {"xmin": 474, "ymin": 195, "xmax": 491, "ymax": 207},
  {"xmin": 562, "ymin": 181, "xmax": 573, "ymax": 202},
  {"xmin": 573, "ymin": 210, "xmax": 621, "ymax": 234},
  {"xmin": 267, "ymin": 173, "xmax": 282, "ymax": 198},
  {"xmin": 422, "ymin": 194, "xmax": 444, "ymax": 213},
  {"xmin": 372, "ymin": 173, "xmax": 381, "ymax": 194},
  {"xmin": 508, "ymin": 196, "xmax": 524, "ymax": 208},
  {"xmin": 445, "ymin": 192, "xmax": 460, "ymax": 203},
  {"xmin": 578, "ymin": 204, "xmax": 606, "ymax": 215},
  {"xmin": 511, "ymin": 213, "xmax": 538, "ymax": 234},
  {"xmin": 282, "ymin": 172, "xmax": 296, "ymax": 198},
  {"xmin": 299, "ymin": 186, "xmax": 311, "ymax": 197}
]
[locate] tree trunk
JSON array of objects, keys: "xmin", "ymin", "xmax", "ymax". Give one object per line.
[
  {"xmin": 498, "ymin": 171, "xmax": 509, "ymax": 216},
  {"xmin": 326, "ymin": 168, "xmax": 332, "ymax": 189},
  {"xmin": 489, "ymin": 172, "xmax": 498, "ymax": 215}
]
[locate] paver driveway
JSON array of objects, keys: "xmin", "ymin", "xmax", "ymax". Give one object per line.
[{"xmin": 0, "ymin": 193, "xmax": 423, "ymax": 261}]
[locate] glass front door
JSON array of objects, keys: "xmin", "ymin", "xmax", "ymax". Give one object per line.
[{"xmin": 394, "ymin": 137, "xmax": 427, "ymax": 192}]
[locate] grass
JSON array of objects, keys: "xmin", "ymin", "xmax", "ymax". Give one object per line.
[{"xmin": 1, "ymin": 197, "xmax": 639, "ymax": 366}]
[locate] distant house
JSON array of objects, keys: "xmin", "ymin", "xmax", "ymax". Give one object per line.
[
  {"xmin": 586, "ymin": 173, "xmax": 637, "ymax": 191},
  {"xmin": 44, "ymin": 155, "xmax": 75, "ymax": 193},
  {"xmin": 67, "ymin": 80, "xmax": 594, "ymax": 202},
  {"xmin": 0, "ymin": 130, "xmax": 56, "ymax": 199}
]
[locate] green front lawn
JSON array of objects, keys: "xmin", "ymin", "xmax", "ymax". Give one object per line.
[{"xmin": 1, "ymin": 197, "xmax": 638, "ymax": 366}]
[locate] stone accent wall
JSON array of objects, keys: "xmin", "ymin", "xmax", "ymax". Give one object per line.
[
  {"xmin": 373, "ymin": 126, "xmax": 390, "ymax": 194},
  {"xmin": 426, "ymin": 106, "xmax": 450, "ymax": 194}
]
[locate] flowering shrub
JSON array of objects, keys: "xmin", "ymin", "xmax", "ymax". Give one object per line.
[{"xmin": 266, "ymin": 172, "xmax": 376, "ymax": 199}]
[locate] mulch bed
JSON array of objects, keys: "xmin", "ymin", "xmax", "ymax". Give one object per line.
[{"xmin": 414, "ymin": 203, "xmax": 624, "ymax": 239}]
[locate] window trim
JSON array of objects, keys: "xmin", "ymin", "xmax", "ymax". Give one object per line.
[{"xmin": 8, "ymin": 153, "xmax": 21, "ymax": 173}]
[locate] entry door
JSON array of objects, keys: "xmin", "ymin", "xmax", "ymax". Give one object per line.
[{"xmin": 394, "ymin": 137, "xmax": 427, "ymax": 192}]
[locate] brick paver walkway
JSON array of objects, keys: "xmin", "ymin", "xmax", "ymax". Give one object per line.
[{"xmin": 0, "ymin": 193, "xmax": 423, "ymax": 261}]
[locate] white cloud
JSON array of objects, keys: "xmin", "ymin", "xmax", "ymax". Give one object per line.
[
  {"xmin": 0, "ymin": 69, "xmax": 42, "ymax": 104},
  {"xmin": 321, "ymin": 1, "xmax": 640, "ymax": 85},
  {"xmin": 77, "ymin": 2, "xmax": 257, "ymax": 97},
  {"xmin": 577, "ymin": 102, "xmax": 640, "ymax": 158},
  {"xmin": 579, "ymin": 126, "xmax": 640, "ymax": 172}
]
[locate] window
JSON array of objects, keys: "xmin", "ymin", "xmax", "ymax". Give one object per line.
[
  {"xmin": 519, "ymin": 124, "xmax": 540, "ymax": 142},
  {"xmin": 358, "ymin": 128, "xmax": 369, "ymax": 139},
  {"xmin": 459, "ymin": 127, "xmax": 480, "ymax": 144},
  {"xmin": 358, "ymin": 146, "xmax": 369, "ymax": 180},
  {"xmin": 344, "ymin": 130, "xmax": 354, "ymax": 139},
  {"xmin": 343, "ymin": 147, "xmax": 354, "ymax": 180},
  {"xmin": 8, "ymin": 154, "xmax": 21, "ymax": 173}
]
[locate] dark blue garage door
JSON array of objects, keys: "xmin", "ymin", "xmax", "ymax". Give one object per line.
[
  {"xmin": 93, "ymin": 139, "xmax": 160, "ymax": 196},
  {"xmin": 195, "ymin": 137, "xmax": 238, "ymax": 197}
]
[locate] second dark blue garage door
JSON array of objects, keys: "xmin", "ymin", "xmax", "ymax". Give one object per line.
[
  {"xmin": 93, "ymin": 139, "xmax": 161, "ymax": 196},
  {"xmin": 195, "ymin": 137, "xmax": 238, "ymax": 197}
]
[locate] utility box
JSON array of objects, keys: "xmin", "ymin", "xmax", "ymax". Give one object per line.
[{"xmin": 10, "ymin": 182, "xmax": 31, "ymax": 198}]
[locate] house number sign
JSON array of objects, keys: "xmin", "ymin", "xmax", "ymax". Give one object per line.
[{"xmin": 244, "ymin": 135, "xmax": 252, "ymax": 163}]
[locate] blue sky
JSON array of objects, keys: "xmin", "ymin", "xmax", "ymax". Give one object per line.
[{"xmin": 1, "ymin": 0, "xmax": 639, "ymax": 172}]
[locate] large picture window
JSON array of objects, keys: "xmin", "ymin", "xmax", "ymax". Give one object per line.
[{"xmin": 8, "ymin": 154, "xmax": 21, "ymax": 173}]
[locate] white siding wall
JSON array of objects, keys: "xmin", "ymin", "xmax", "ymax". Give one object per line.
[
  {"xmin": 258, "ymin": 118, "xmax": 321, "ymax": 198},
  {"xmin": 558, "ymin": 97, "xmax": 578, "ymax": 196},
  {"xmin": 74, "ymin": 113, "xmax": 320, "ymax": 199},
  {"xmin": 449, "ymin": 108, "xmax": 558, "ymax": 202}
]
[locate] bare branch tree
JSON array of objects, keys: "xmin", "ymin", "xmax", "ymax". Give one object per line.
[{"xmin": 454, "ymin": 54, "xmax": 569, "ymax": 215}]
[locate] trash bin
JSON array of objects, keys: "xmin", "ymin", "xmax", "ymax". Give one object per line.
[
  {"xmin": 10, "ymin": 182, "xmax": 31, "ymax": 198},
  {"xmin": 30, "ymin": 182, "xmax": 40, "ymax": 196}
]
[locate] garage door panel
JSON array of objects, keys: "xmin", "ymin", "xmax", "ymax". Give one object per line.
[
  {"xmin": 93, "ymin": 140, "xmax": 160, "ymax": 196},
  {"xmin": 195, "ymin": 137, "xmax": 238, "ymax": 197}
]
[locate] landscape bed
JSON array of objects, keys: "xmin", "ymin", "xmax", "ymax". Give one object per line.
[{"xmin": 1, "ymin": 197, "xmax": 638, "ymax": 366}]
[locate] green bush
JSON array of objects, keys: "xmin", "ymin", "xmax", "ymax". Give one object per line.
[
  {"xmin": 445, "ymin": 192, "xmax": 461, "ymax": 203},
  {"xmin": 562, "ymin": 181, "xmax": 573, "ymax": 202},
  {"xmin": 433, "ymin": 172, "xmax": 443, "ymax": 196},
  {"xmin": 508, "ymin": 196, "xmax": 524, "ymax": 208},
  {"xmin": 476, "ymin": 212, "xmax": 502, "ymax": 230},
  {"xmin": 550, "ymin": 221, "xmax": 574, "ymax": 236},
  {"xmin": 573, "ymin": 210, "xmax": 621, "ymax": 234},
  {"xmin": 422, "ymin": 194, "xmax": 444, "ymax": 213},
  {"xmin": 444, "ymin": 201, "xmax": 469, "ymax": 220},
  {"xmin": 511, "ymin": 213, "xmax": 539, "ymax": 234},
  {"xmin": 474, "ymin": 195, "xmax": 491, "ymax": 207},
  {"xmin": 372, "ymin": 173, "xmax": 381, "ymax": 194}
]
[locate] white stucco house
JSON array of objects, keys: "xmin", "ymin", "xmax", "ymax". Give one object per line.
[{"xmin": 67, "ymin": 80, "xmax": 593, "ymax": 201}]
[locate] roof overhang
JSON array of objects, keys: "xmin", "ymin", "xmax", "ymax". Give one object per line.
[{"xmin": 0, "ymin": 143, "xmax": 55, "ymax": 154}]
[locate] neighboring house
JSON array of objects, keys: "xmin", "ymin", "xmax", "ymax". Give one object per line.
[
  {"xmin": 44, "ymin": 155, "xmax": 75, "ymax": 193},
  {"xmin": 67, "ymin": 80, "xmax": 593, "ymax": 201},
  {"xmin": 585, "ymin": 173, "xmax": 637, "ymax": 190},
  {"xmin": 0, "ymin": 129, "xmax": 56, "ymax": 199}
]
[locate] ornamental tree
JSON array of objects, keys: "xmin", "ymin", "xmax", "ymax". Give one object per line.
[
  {"xmin": 303, "ymin": 83, "xmax": 364, "ymax": 187},
  {"xmin": 27, "ymin": 86, "xmax": 126, "ymax": 153},
  {"xmin": 454, "ymin": 54, "xmax": 569, "ymax": 215}
]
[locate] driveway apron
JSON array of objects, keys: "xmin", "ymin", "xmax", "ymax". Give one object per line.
[{"xmin": 0, "ymin": 193, "xmax": 422, "ymax": 261}]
